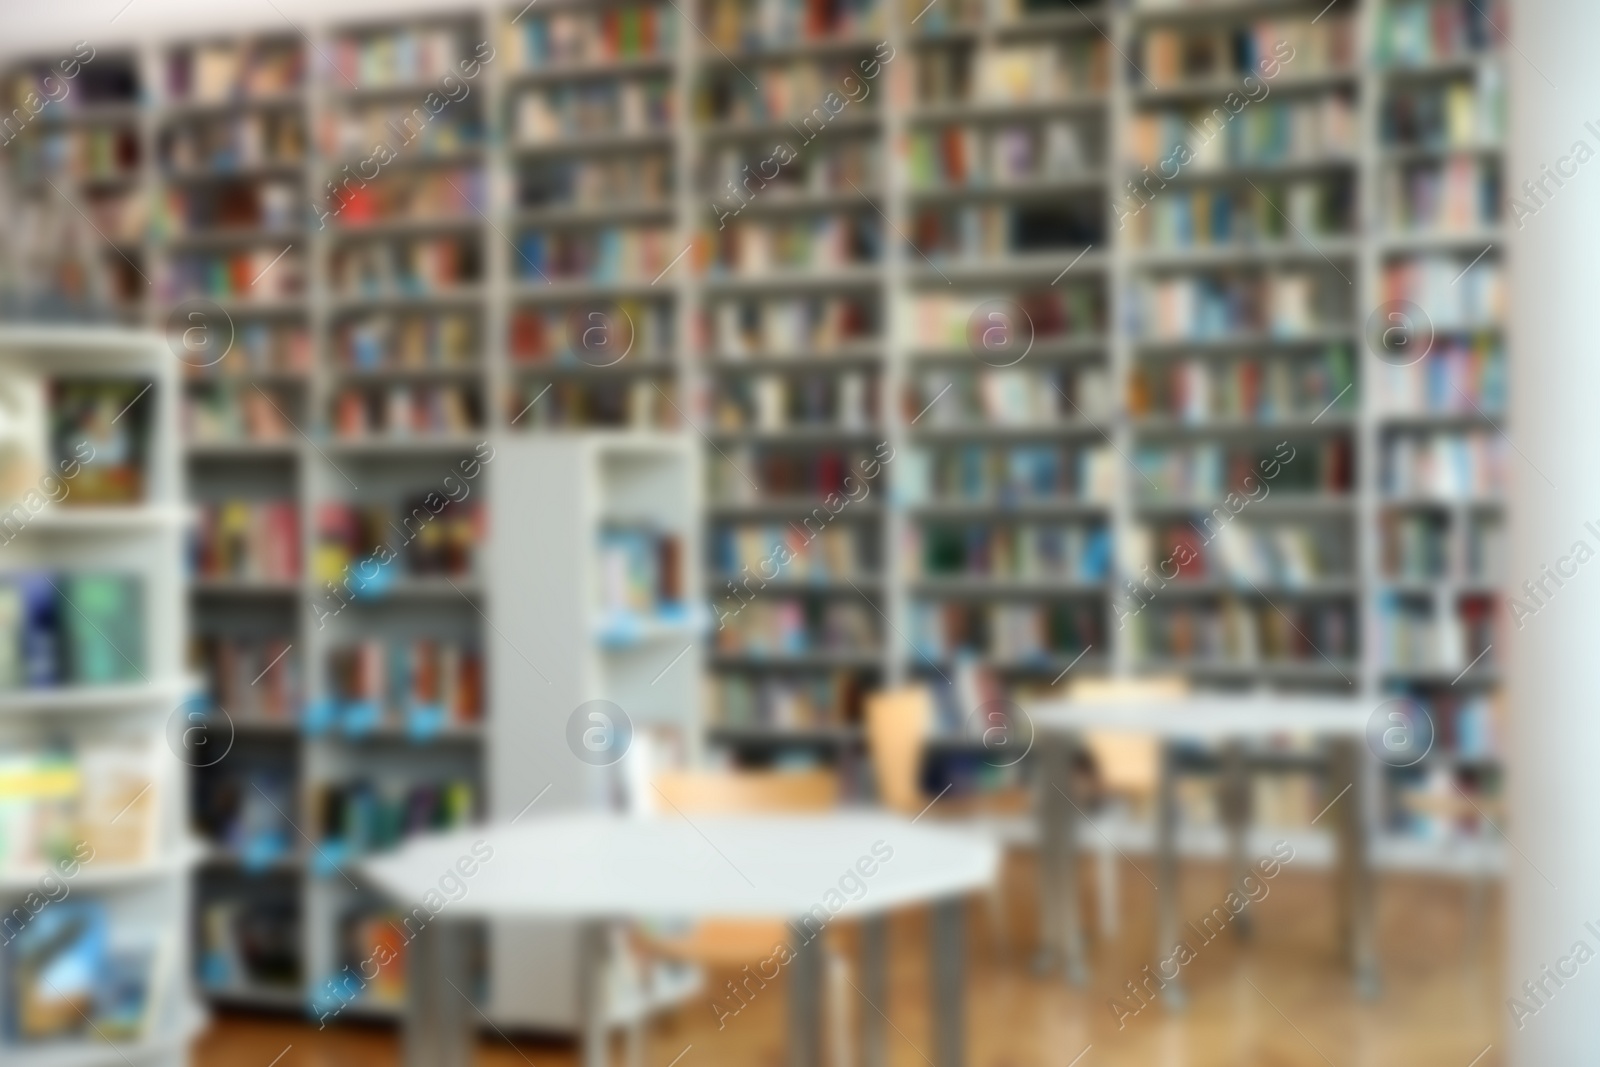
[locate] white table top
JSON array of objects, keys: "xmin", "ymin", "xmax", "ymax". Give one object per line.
[
  {"xmin": 1025, "ymin": 694, "xmax": 1371, "ymax": 739},
  {"xmin": 361, "ymin": 811, "xmax": 999, "ymax": 921}
]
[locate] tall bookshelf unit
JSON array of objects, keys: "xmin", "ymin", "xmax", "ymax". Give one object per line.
[
  {"xmin": 0, "ymin": 327, "xmax": 202, "ymax": 1067},
  {"xmin": 0, "ymin": 0, "xmax": 1511, "ymax": 1025}
]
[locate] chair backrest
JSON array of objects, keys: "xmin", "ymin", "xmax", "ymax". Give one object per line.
[
  {"xmin": 652, "ymin": 769, "xmax": 838, "ymax": 815},
  {"xmin": 1067, "ymin": 675, "xmax": 1189, "ymax": 795},
  {"xmin": 865, "ymin": 686, "xmax": 933, "ymax": 815}
]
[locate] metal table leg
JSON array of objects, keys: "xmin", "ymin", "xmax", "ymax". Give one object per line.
[
  {"xmin": 1032, "ymin": 734, "xmax": 1064, "ymax": 976},
  {"xmin": 1331, "ymin": 740, "xmax": 1381, "ymax": 999},
  {"xmin": 1220, "ymin": 740, "xmax": 1253, "ymax": 940},
  {"xmin": 930, "ymin": 897, "xmax": 966, "ymax": 1067},
  {"xmin": 860, "ymin": 915, "xmax": 889, "ymax": 1067},
  {"xmin": 576, "ymin": 921, "xmax": 611, "ymax": 1067},
  {"xmin": 1156, "ymin": 740, "xmax": 1186, "ymax": 1009},
  {"xmin": 405, "ymin": 919, "xmax": 474, "ymax": 1067},
  {"xmin": 788, "ymin": 923, "xmax": 824, "ymax": 1067}
]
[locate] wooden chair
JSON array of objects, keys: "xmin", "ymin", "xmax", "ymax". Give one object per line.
[
  {"xmin": 1065, "ymin": 676, "xmax": 1187, "ymax": 935},
  {"xmin": 637, "ymin": 769, "xmax": 853, "ymax": 1066},
  {"xmin": 864, "ymin": 687, "xmax": 1024, "ymax": 957}
]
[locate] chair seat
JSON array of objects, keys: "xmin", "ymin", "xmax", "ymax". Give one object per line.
[{"xmin": 643, "ymin": 920, "xmax": 793, "ymax": 967}]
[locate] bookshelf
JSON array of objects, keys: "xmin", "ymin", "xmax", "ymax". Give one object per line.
[
  {"xmin": 0, "ymin": 0, "xmax": 1513, "ymax": 1028},
  {"xmin": 0, "ymin": 327, "xmax": 202, "ymax": 1067}
]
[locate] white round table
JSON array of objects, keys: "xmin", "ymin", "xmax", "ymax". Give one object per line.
[{"xmin": 362, "ymin": 811, "xmax": 998, "ymax": 1067}]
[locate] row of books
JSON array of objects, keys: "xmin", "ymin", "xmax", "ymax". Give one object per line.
[
  {"xmin": 1127, "ymin": 597, "xmax": 1356, "ymax": 666},
  {"xmin": 315, "ymin": 777, "xmax": 475, "ymax": 857},
  {"xmin": 714, "ymin": 371, "xmax": 876, "ymax": 431},
  {"xmin": 335, "ymin": 910, "xmax": 406, "ymax": 1007},
  {"xmin": 1381, "ymin": 70, "xmax": 1504, "ymax": 151},
  {"xmin": 906, "ymin": 364, "xmax": 1112, "ymax": 428},
  {"xmin": 0, "ymin": 574, "xmax": 143, "ymax": 689},
  {"xmin": 712, "ymin": 598, "xmax": 877, "ymax": 656},
  {"xmin": 910, "ymin": 203, "xmax": 1101, "ymax": 261},
  {"xmin": 709, "ymin": 445, "xmax": 883, "ymax": 502},
  {"xmin": 1375, "ymin": 333, "xmax": 1505, "ymax": 415},
  {"xmin": 6, "ymin": 57, "xmax": 137, "ymax": 112},
  {"xmin": 330, "ymin": 236, "xmax": 479, "ymax": 297},
  {"xmin": 193, "ymin": 500, "xmax": 301, "ymax": 582},
  {"xmin": 330, "ymin": 168, "xmax": 487, "ymax": 227},
  {"xmin": 335, "ymin": 311, "xmax": 478, "ymax": 371},
  {"xmin": 510, "ymin": 378, "xmax": 670, "ymax": 429},
  {"xmin": 166, "ymin": 40, "xmax": 303, "ymax": 103},
  {"xmin": 162, "ymin": 110, "xmax": 307, "ymax": 175},
  {"xmin": 1376, "ymin": 0, "xmax": 1507, "ymax": 67},
  {"xmin": 8, "ymin": 127, "xmax": 140, "ymax": 184},
  {"xmin": 315, "ymin": 498, "xmax": 480, "ymax": 583},
  {"xmin": 900, "ymin": 443, "xmax": 1116, "ymax": 505},
  {"xmin": 912, "ymin": 521, "xmax": 1113, "ymax": 582},
  {"xmin": 195, "ymin": 766, "xmax": 296, "ymax": 867},
  {"xmin": 156, "ymin": 179, "xmax": 299, "ymax": 235},
  {"xmin": 707, "ymin": 671, "xmax": 866, "ymax": 732},
  {"xmin": 1377, "ymin": 593, "xmax": 1496, "ymax": 672},
  {"xmin": 709, "ymin": 522, "xmax": 869, "ymax": 582},
  {"xmin": 1381, "ymin": 253, "xmax": 1503, "ymax": 331},
  {"xmin": 714, "ymin": 294, "xmax": 879, "ymax": 358},
  {"xmin": 1130, "ymin": 519, "xmax": 1350, "ymax": 589},
  {"xmin": 330, "ymin": 384, "xmax": 482, "ymax": 439},
  {"xmin": 1128, "ymin": 93, "xmax": 1357, "ymax": 171},
  {"xmin": 165, "ymin": 247, "xmax": 305, "ymax": 303},
  {"xmin": 708, "ymin": 215, "xmax": 882, "ymax": 275},
  {"xmin": 1127, "ymin": 345, "xmax": 1355, "ymax": 424},
  {"xmin": 3, "ymin": 899, "xmax": 175, "ymax": 1044},
  {"xmin": 1388, "ymin": 690, "xmax": 1499, "ymax": 761},
  {"xmin": 1128, "ymin": 177, "xmax": 1353, "ymax": 250},
  {"xmin": 321, "ymin": 102, "xmax": 482, "ymax": 163},
  {"xmin": 906, "ymin": 288, "xmax": 1104, "ymax": 351},
  {"xmin": 1134, "ymin": 438, "xmax": 1353, "ymax": 501},
  {"xmin": 182, "ymin": 385, "xmax": 298, "ymax": 444},
  {"xmin": 1386, "ymin": 763, "xmax": 1497, "ymax": 840},
  {"xmin": 513, "ymin": 78, "xmax": 674, "ymax": 142},
  {"xmin": 331, "ymin": 26, "xmax": 474, "ymax": 90},
  {"xmin": 697, "ymin": 58, "xmax": 884, "ymax": 126},
  {"xmin": 514, "ymin": 225, "xmax": 675, "ymax": 284},
  {"xmin": 0, "ymin": 737, "xmax": 161, "ymax": 872},
  {"xmin": 323, "ymin": 639, "xmax": 484, "ymax": 730},
  {"xmin": 1133, "ymin": 269, "xmax": 1347, "ymax": 341},
  {"xmin": 1382, "ymin": 430, "xmax": 1506, "ymax": 501},
  {"xmin": 908, "ymin": 600, "xmax": 1102, "ymax": 665},
  {"xmin": 193, "ymin": 635, "xmax": 300, "ymax": 722},
  {"xmin": 907, "ymin": 120, "xmax": 1091, "ymax": 190},
  {"xmin": 1136, "ymin": 14, "xmax": 1355, "ymax": 85},
  {"xmin": 510, "ymin": 4, "xmax": 675, "ymax": 69},
  {"xmin": 598, "ymin": 526, "xmax": 684, "ymax": 618},
  {"xmin": 1383, "ymin": 156, "xmax": 1499, "ymax": 234},
  {"xmin": 187, "ymin": 319, "xmax": 310, "ymax": 379},
  {"xmin": 926, "ymin": 40, "xmax": 1110, "ymax": 106},
  {"xmin": 707, "ymin": 138, "xmax": 879, "ymax": 201},
  {"xmin": 521, "ymin": 153, "xmax": 673, "ymax": 211},
  {"xmin": 199, "ymin": 895, "xmax": 301, "ymax": 995},
  {"xmin": 1381, "ymin": 508, "xmax": 1503, "ymax": 583},
  {"xmin": 510, "ymin": 301, "xmax": 674, "ymax": 364},
  {"xmin": 704, "ymin": 0, "xmax": 882, "ymax": 50}
]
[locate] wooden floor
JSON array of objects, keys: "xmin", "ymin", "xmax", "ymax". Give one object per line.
[{"xmin": 196, "ymin": 856, "xmax": 1503, "ymax": 1067}]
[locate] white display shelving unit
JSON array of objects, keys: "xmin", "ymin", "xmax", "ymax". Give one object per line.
[
  {"xmin": 0, "ymin": 327, "xmax": 203, "ymax": 1067},
  {"xmin": 485, "ymin": 432, "xmax": 702, "ymax": 1031}
]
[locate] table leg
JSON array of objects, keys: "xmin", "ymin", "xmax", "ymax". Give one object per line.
[
  {"xmin": 1220, "ymin": 740, "xmax": 1253, "ymax": 940},
  {"xmin": 930, "ymin": 897, "xmax": 965, "ymax": 1067},
  {"xmin": 788, "ymin": 923, "xmax": 824, "ymax": 1067},
  {"xmin": 860, "ymin": 915, "xmax": 888, "ymax": 1067},
  {"xmin": 576, "ymin": 921, "xmax": 610, "ymax": 1067},
  {"xmin": 1031, "ymin": 735, "xmax": 1064, "ymax": 976},
  {"xmin": 405, "ymin": 920, "xmax": 473, "ymax": 1067},
  {"xmin": 1331, "ymin": 740, "xmax": 1381, "ymax": 999},
  {"xmin": 1156, "ymin": 740, "xmax": 1185, "ymax": 1009},
  {"xmin": 1040, "ymin": 733, "xmax": 1089, "ymax": 986}
]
